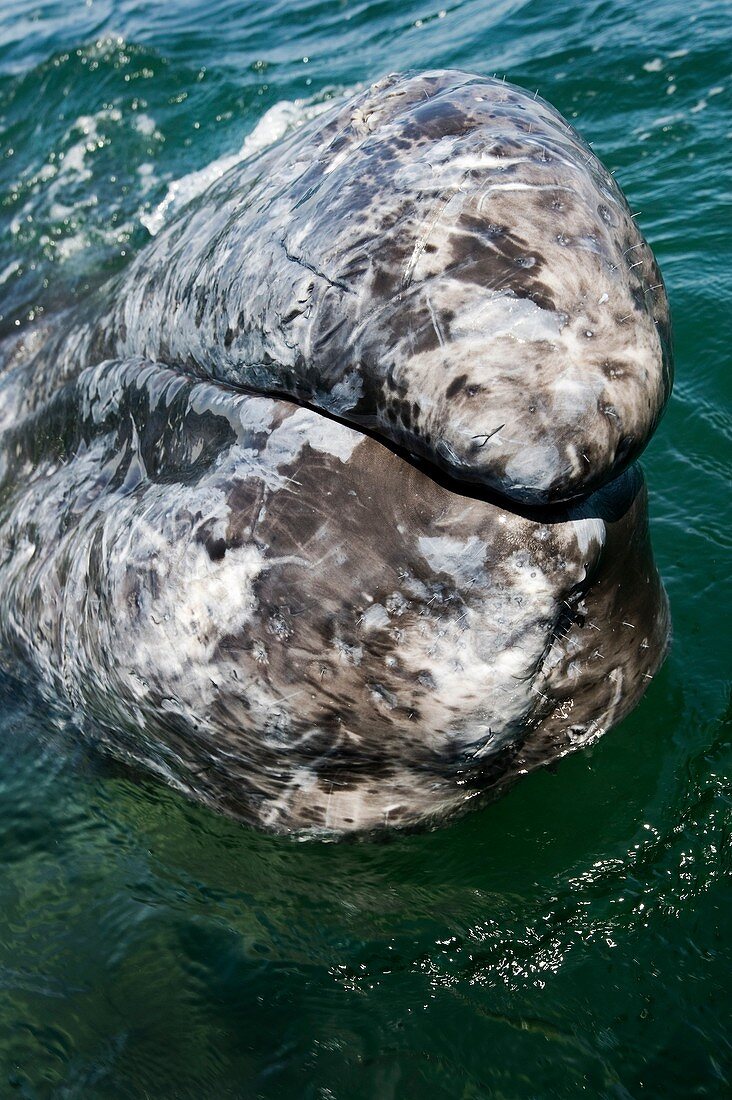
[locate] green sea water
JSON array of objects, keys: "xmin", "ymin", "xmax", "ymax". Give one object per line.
[{"xmin": 0, "ymin": 1, "xmax": 730, "ymax": 1096}]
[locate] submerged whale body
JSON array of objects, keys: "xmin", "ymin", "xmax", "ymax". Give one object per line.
[{"xmin": 0, "ymin": 71, "xmax": 671, "ymax": 833}]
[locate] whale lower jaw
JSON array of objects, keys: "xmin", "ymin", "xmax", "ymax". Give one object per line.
[{"xmin": 0, "ymin": 352, "xmax": 670, "ymax": 834}]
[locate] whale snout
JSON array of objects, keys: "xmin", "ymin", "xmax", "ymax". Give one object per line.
[{"xmin": 433, "ymin": 349, "xmax": 667, "ymax": 505}]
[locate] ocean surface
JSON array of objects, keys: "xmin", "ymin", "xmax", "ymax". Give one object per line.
[{"xmin": 0, "ymin": 0, "xmax": 730, "ymax": 1095}]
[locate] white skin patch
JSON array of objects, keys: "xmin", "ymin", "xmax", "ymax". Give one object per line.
[
  {"xmin": 236, "ymin": 396, "xmax": 279, "ymax": 436},
  {"xmin": 504, "ymin": 443, "xmax": 564, "ymax": 491},
  {"xmin": 360, "ymin": 603, "xmax": 390, "ymax": 630},
  {"xmin": 570, "ymin": 515, "xmax": 606, "ymax": 560},
  {"xmin": 449, "ymin": 291, "xmax": 564, "ymax": 344},
  {"xmin": 417, "ymin": 534, "xmax": 488, "ymax": 586},
  {"xmin": 265, "ymin": 407, "xmax": 364, "ymax": 465},
  {"xmin": 108, "ymin": 523, "xmax": 266, "ymax": 696}
]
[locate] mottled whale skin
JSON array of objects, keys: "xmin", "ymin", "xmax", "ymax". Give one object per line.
[{"xmin": 0, "ymin": 71, "xmax": 671, "ymax": 834}]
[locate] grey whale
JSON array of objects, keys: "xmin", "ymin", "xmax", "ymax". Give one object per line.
[{"xmin": 0, "ymin": 71, "xmax": 671, "ymax": 833}]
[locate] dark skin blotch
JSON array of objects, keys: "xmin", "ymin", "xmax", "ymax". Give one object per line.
[
  {"xmin": 446, "ymin": 373, "xmax": 469, "ymax": 399},
  {"xmin": 206, "ymin": 537, "xmax": 227, "ymax": 562},
  {"xmin": 407, "ymin": 99, "xmax": 473, "ymax": 141},
  {"xmin": 448, "ymin": 217, "xmax": 557, "ymax": 312},
  {"xmin": 630, "ymin": 285, "xmax": 646, "ymax": 311}
]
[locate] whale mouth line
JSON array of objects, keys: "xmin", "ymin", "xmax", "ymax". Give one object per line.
[{"xmin": 126, "ymin": 351, "xmax": 633, "ymax": 526}]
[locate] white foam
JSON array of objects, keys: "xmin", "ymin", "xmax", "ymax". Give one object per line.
[
  {"xmin": 133, "ymin": 113, "xmax": 159, "ymax": 138},
  {"xmin": 141, "ymin": 89, "xmax": 354, "ymax": 236},
  {"xmin": 11, "ymin": 104, "xmax": 162, "ymax": 268}
]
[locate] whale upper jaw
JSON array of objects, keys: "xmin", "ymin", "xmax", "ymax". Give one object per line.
[{"xmin": 49, "ymin": 69, "xmax": 672, "ymax": 511}]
